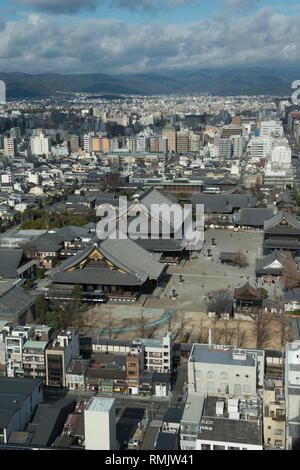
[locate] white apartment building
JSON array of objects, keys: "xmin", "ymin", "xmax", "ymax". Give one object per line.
[
  {"xmin": 83, "ymin": 133, "xmax": 93, "ymax": 153},
  {"xmin": 189, "ymin": 133, "xmax": 201, "ymax": 152},
  {"xmin": 271, "ymin": 140, "xmax": 292, "ymax": 170},
  {"xmin": 285, "ymin": 340, "xmax": 300, "ymax": 449},
  {"xmin": 231, "ymin": 135, "xmax": 244, "ymax": 158},
  {"xmin": 30, "ymin": 134, "xmax": 51, "ymax": 155},
  {"xmin": 5, "ymin": 325, "xmax": 34, "ymax": 377},
  {"xmin": 260, "ymin": 120, "xmax": 284, "ymax": 138},
  {"xmin": 141, "ymin": 331, "xmax": 172, "ymax": 373},
  {"xmin": 250, "ymin": 136, "xmax": 274, "ymax": 159},
  {"xmin": 84, "ymin": 397, "xmax": 117, "ymax": 450}
]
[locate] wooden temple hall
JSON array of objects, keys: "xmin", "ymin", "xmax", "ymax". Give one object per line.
[
  {"xmin": 98, "ymin": 187, "xmax": 190, "ymax": 265},
  {"xmin": 263, "ymin": 211, "xmax": 300, "ymax": 256},
  {"xmin": 233, "ymin": 282, "xmax": 263, "ymax": 317},
  {"xmin": 46, "ymin": 238, "xmax": 166, "ymax": 303}
]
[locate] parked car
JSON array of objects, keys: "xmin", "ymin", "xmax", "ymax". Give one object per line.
[{"xmin": 128, "ymin": 440, "xmax": 139, "ymax": 447}]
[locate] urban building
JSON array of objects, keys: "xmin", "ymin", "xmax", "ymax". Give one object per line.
[{"xmin": 84, "ymin": 397, "xmax": 117, "ymax": 450}]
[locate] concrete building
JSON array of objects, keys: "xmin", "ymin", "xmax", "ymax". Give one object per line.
[
  {"xmin": 187, "ymin": 343, "xmax": 264, "ymax": 396},
  {"xmin": 250, "ymin": 136, "xmax": 273, "ymax": 159},
  {"xmin": 218, "ymin": 138, "xmax": 232, "ymax": 159},
  {"xmin": 141, "ymin": 331, "xmax": 173, "ymax": 373},
  {"xmin": 285, "ymin": 340, "xmax": 300, "ymax": 449},
  {"xmin": 84, "ymin": 397, "xmax": 117, "ymax": 450},
  {"xmin": 260, "ymin": 120, "xmax": 284, "ymax": 138},
  {"xmin": 162, "ymin": 126, "xmax": 176, "ymax": 153},
  {"xmin": 263, "ymin": 378, "xmax": 285, "ymax": 449},
  {"xmin": 180, "ymin": 393, "xmax": 263, "ymax": 450},
  {"xmin": 195, "ymin": 395, "xmax": 263, "ymax": 450},
  {"xmin": 4, "ymin": 137, "xmax": 17, "ymax": 157},
  {"xmin": 30, "ymin": 134, "xmax": 51, "ymax": 156},
  {"xmin": 45, "ymin": 328, "xmax": 80, "ymax": 387},
  {"xmin": 231, "ymin": 135, "xmax": 244, "ymax": 158},
  {"xmin": 271, "ymin": 140, "xmax": 291, "ymax": 170},
  {"xmin": 126, "ymin": 342, "xmax": 144, "ymax": 395},
  {"xmin": 5, "ymin": 325, "xmax": 34, "ymax": 377},
  {"xmin": 176, "ymin": 132, "xmax": 189, "ymax": 154},
  {"xmin": 0, "ymin": 376, "xmax": 43, "ymax": 443}
]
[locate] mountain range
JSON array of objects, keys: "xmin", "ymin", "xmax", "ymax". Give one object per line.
[{"xmin": 0, "ymin": 65, "xmax": 299, "ymax": 98}]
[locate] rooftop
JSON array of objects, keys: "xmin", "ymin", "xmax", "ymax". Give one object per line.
[
  {"xmin": 190, "ymin": 344, "xmax": 256, "ymax": 368},
  {"xmin": 85, "ymin": 396, "xmax": 115, "ymax": 413}
]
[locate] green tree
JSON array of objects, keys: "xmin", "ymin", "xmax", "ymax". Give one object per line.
[
  {"xmin": 35, "ymin": 294, "xmax": 48, "ymax": 322},
  {"xmin": 37, "ymin": 268, "xmax": 45, "ymax": 280},
  {"xmin": 23, "ymin": 278, "xmax": 33, "ymax": 291}
]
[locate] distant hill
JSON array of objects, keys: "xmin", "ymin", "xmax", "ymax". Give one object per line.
[{"xmin": 0, "ymin": 66, "xmax": 299, "ymax": 98}]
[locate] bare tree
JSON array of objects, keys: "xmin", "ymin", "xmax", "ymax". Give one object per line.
[
  {"xmin": 236, "ymin": 318, "xmax": 247, "ymax": 348},
  {"xmin": 206, "ymin": 289, "xmax": 233, "ymax": 317},
  {"xmin": 272, "ymin": 300, "xmax": 288, "ymax": 347},
  {"xmin": 140, "ymin": 310, "xmax": 145, "ymax": 338},
  {"xmin": 22, "ymin": 242, "xmax": 36, "ymax": 260},
  {"xmin": 197, "ymin": 318, "xmax": 209, "ymax": 343},
  {"xmin": 281, "ymin": 251, "xmax": 300, "ymax": 291},
  {"xmin": 254, "ymin": 175, "xmax": 262, "ymax": 192},
  {"xmin": 221, "ymin": 316, "xmax": 235, "ymax": 345},
  {"xmin": 250, "ymin": 308, "xmax": 273, "ymax": 349},
  {"xmin": 107, "ymin": 309, "xmax": 114, "ymax": 339},
  {"xmin": 232, "ymin": 250, "xmax": 248, "ymax": 268},
  {"xmin": 212, "ymin": 317, "xmax": 222, "ymax": 344}
]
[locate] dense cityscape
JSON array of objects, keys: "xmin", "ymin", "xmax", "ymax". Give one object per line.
[
  {"xmin": 0, "ymin": 90, "xmax": 300, "ymax": 453},
  {"xmin": 2, "ymin": 0, "xmax": 300, "ymax": 459}
]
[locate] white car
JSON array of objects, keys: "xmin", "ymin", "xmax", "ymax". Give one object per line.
[{"xmin": 127, "ymin": 440, "xmax": 139, "ymax": 447}]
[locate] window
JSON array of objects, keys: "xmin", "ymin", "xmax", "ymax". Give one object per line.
[
  {"xmin": 207, "ymin": 371, "xmax": 214, "ymax": 379},
  {"xmin": 201, "ymin": 444, "xmax": 211, "ymax": 450},
  {"xmin": 220, "ymin": 371, "xmax": 228, "ymax": 380}
]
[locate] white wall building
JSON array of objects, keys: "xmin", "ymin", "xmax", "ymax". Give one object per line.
[
  {"xmin": 260, "ymin": 120, "xmax": 284, "ymax": 138},
  {"xmin": 30, "ymin": 134, "xmax": 51, "ymax": 156},
  {"xmin": 285, "ymin": 340, "xmax": 300, "ymax": 449},
  {"xmin": 84, "ymin": 397, "xmax": 117, "ymax": 450}
]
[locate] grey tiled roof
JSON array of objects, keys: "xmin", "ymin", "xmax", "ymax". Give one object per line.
[
  {"xmin": 0, "ymin": 285, "xmax": 34, "ymax": 320},
  {"xmin": 235, "ymin": 208, "xmax": 274, "ymax": 227},
  {"xmin": 0, "ymin": 249, "xmax": 34, "ymax": 277},
  {"xmin": 264, "ymin": 211, "xmax": 300, "ymax": 232}
]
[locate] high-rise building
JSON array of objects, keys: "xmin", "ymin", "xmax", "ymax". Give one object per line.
[
  {"xmin": 4, "ymin": 137, "xmax": 17, "ymax": 157},
  {"xmin": 176, "ymin": 132, "xmax": 189, "ymax": 154},
  {"xmin": 219, "ymin": 138, "xmax": 232, "ymax": 159},
  {"xmin": 83, "ymin": 133, "xmax": 93, "ymax": 153},
  {"xmin": 84, "ymin": 397, "xmax": 117, "ymax": 450},
  {"xmin": 250, "ymin": 137, "xmax": 273, "ymax": 159},
  {"xmin": 231, "ymin": 135, "xmax": 244, "ymax": 158},
  {"xmin": 30, "ymin": 135, "xmax": 51, "ymax": 156},
  {"xmin": 69, "ymin": 135, "xmax": 80, "ymax": 153},
  {"xmin": 260, "ymin": 120, "xmax": 284, "ymax": 138},
  {"xmin": 271, "ymin": 140, "xmax": 291, "ymax": 170},
  {"xmin": 162, "ymin": 126, "xmax": 177, "ymax": 153}
]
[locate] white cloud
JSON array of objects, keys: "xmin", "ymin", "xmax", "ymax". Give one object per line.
[{"xmin": 0, "ymin": 8, "xmax": 299, "ymax": 74}]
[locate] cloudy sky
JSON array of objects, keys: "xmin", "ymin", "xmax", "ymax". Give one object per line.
[{"xmin": 0, "ymin": 0, "xmax": 300, "ymax": 74}]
